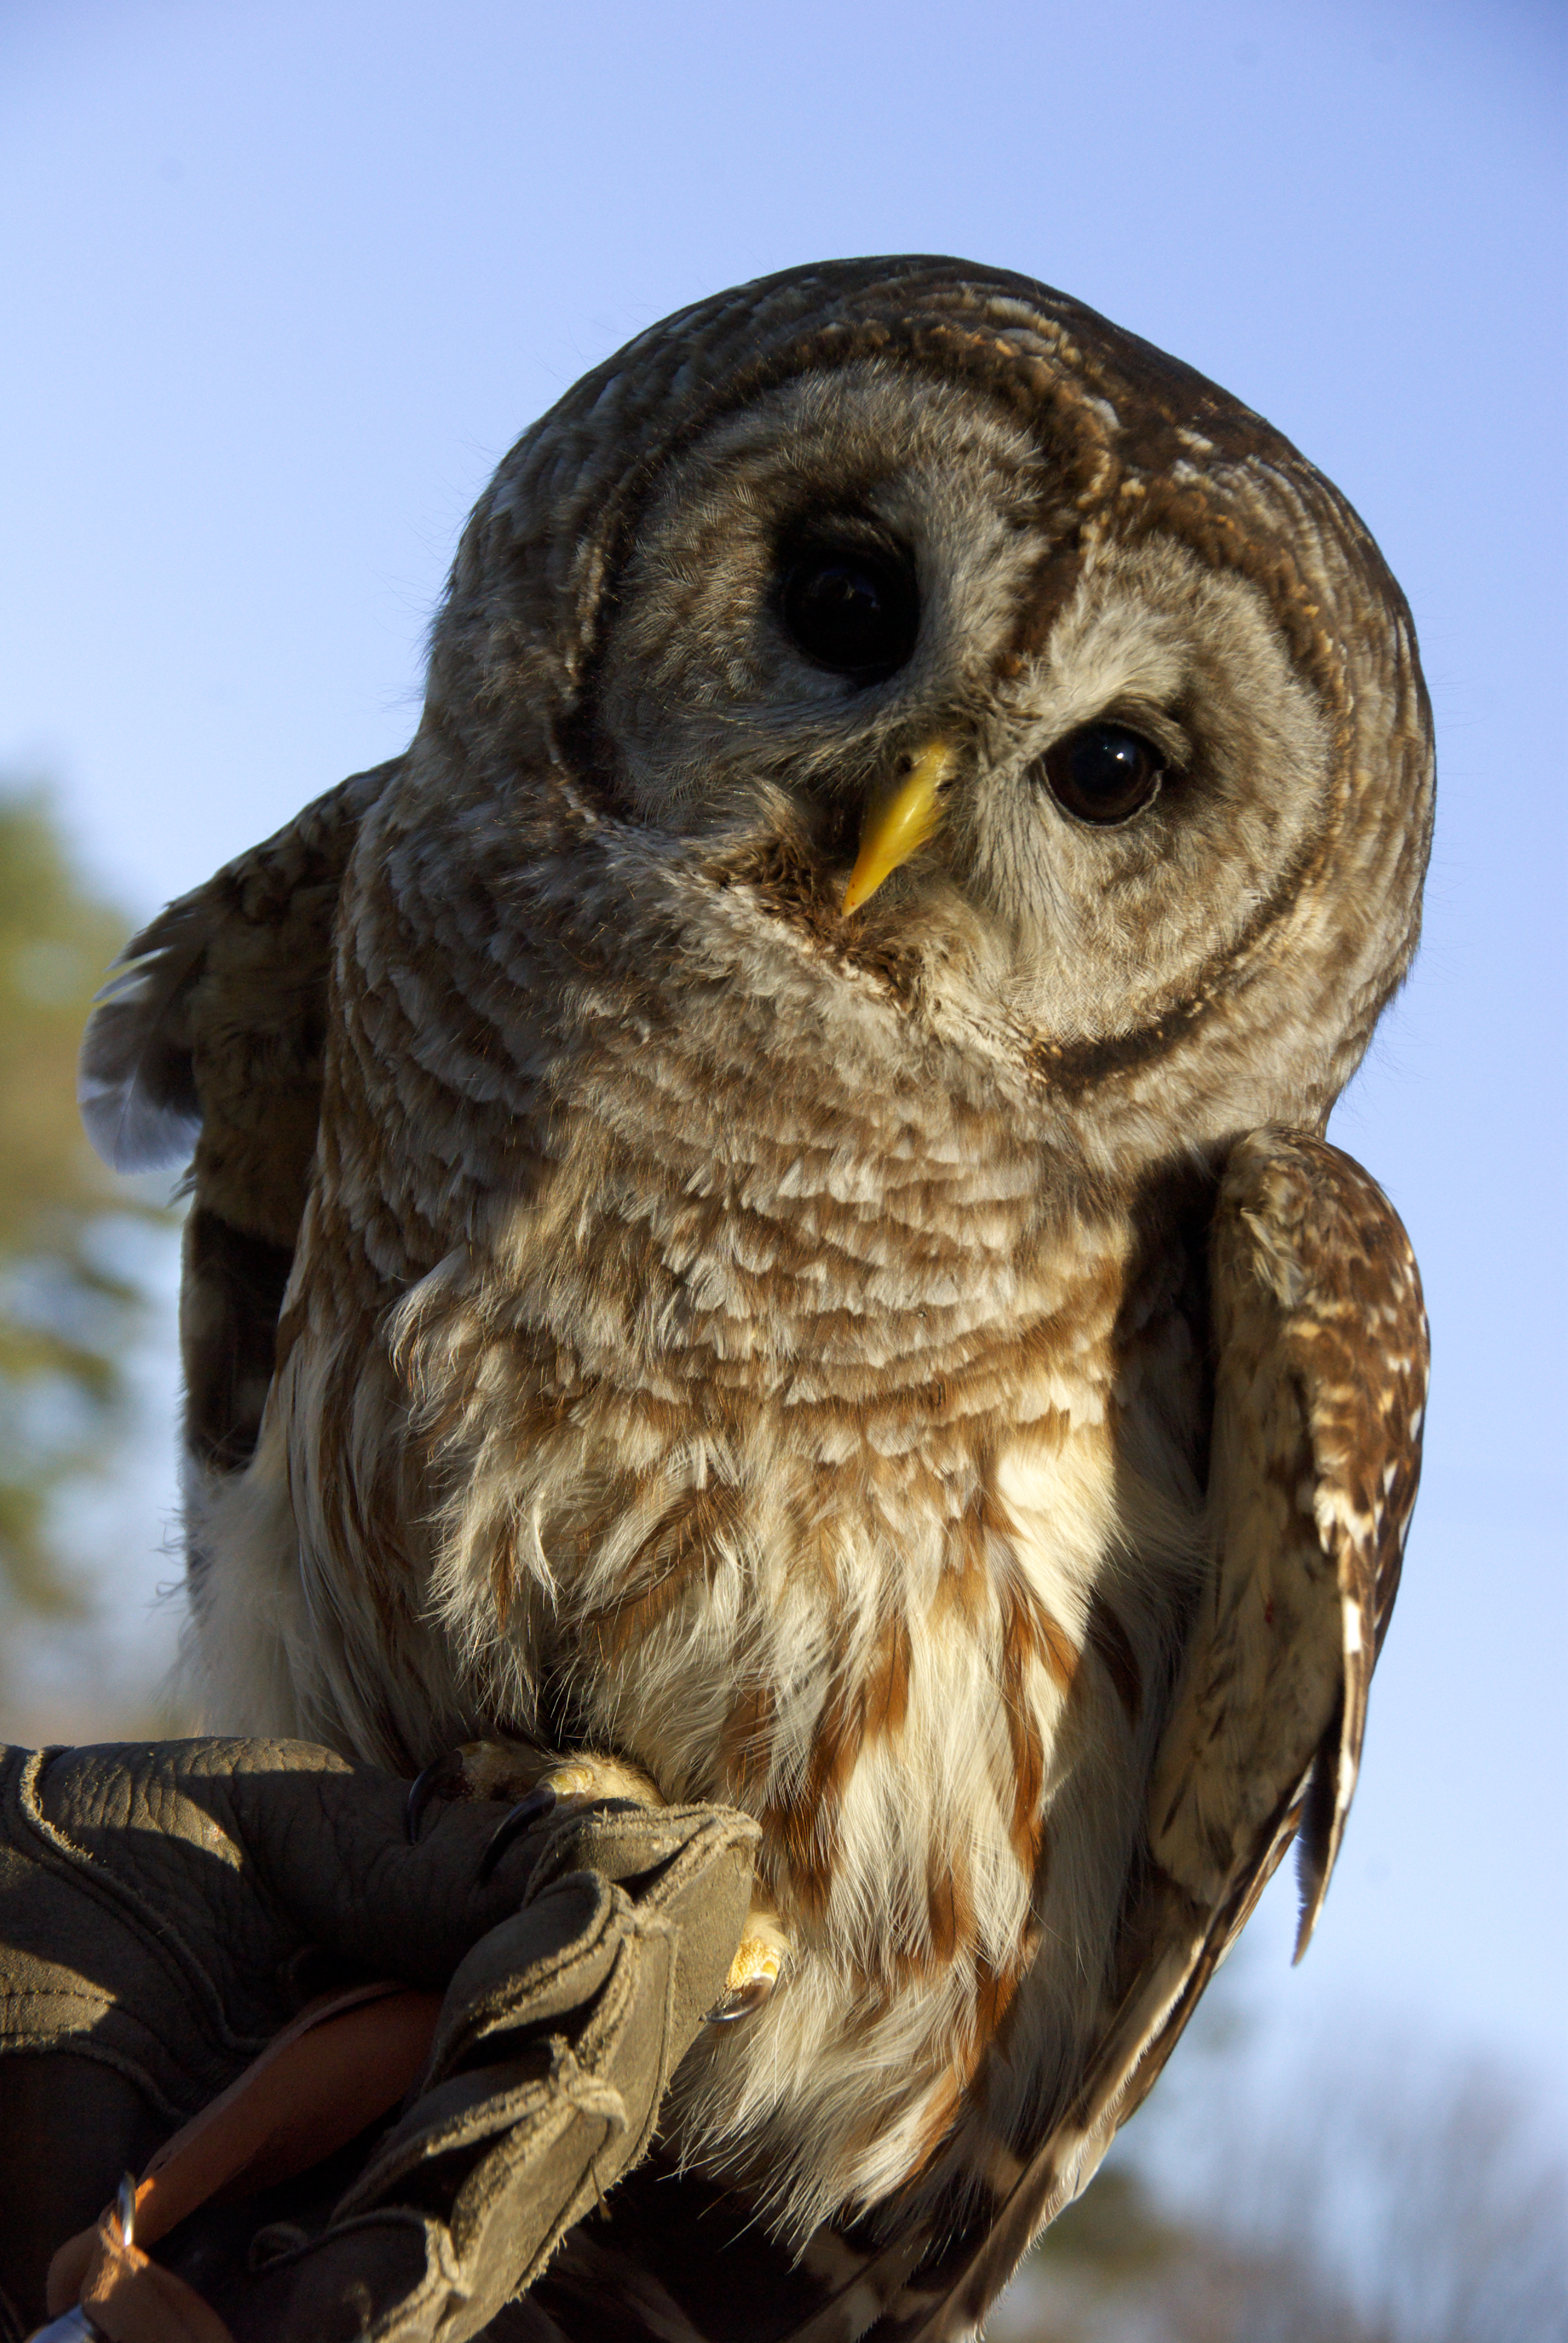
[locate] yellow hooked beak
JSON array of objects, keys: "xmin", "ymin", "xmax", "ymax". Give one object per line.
[{"xmin": 841, "ymin": 739, "xmax": 957, "ymax": 916}]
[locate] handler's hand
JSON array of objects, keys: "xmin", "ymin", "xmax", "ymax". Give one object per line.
[{"xmin": 0, "ymin": 1740, "xmax": 756, "ymax": 2342}]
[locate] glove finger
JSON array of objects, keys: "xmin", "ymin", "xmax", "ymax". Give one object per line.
[
  {"xmin": 25, "ymin": 1740, "xmax": 563, "ymax": 1995},
  {"xmin": 521, "ymin": 1800, "xmax": 759, "ymax": 1902},
  {"xmin": 310, "ymin": 1812, "xmax": 754, "ymax": 2336},
  {"xmin": 524, "ymin": 1804, "xmax": 759, "ymax": 2049},
  {"xmin": 195, "ymin": 1742, "xmax": 572, "ymax": 1984}
]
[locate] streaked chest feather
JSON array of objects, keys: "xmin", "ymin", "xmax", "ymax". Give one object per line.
[
  {"xmin": 309, "ymin": 1080, "xmax": 1187, "ymax": 1875},
  {"xmin": 252, "ymin": 980, "xmax": 1204, "ymax": 2223}
]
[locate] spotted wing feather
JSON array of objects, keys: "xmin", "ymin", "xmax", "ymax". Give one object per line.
[{"xmin": 1153, "ymin": 1127, "xmax": 1426, "ymax": 1959}]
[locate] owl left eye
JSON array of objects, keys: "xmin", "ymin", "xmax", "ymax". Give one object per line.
[
  {"xmin": 1039, "ymin": 724, "xmax": 1166, "ymax": 826},
  {"xmin": 778, "ymin": 542, "xmax": 920, "ymax": 681}
]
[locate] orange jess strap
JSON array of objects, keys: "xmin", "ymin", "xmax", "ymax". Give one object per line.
[{"xmin": 38, "ymin": 1981, "xmax": 443, "ymax": 2340}]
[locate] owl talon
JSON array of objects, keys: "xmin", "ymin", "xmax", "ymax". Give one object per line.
[
  {"xmin": 405, "ymin": 1758, "xmax": 446, "ymax": 1844},
  {"xmin": 477, "ymin": 1782, "xmax": 559, "ymax": 1884},
  {"xmin": 705, "ymin": 1973, "xmax": 776, "ymax": 2024},
  {"xmin": 705, "ymin": 1922, "xmax": 786, "ymax": 2023},
  {"xmin": 403, "ymin": 1736, "xmax": 556, "ymax": 1845}
]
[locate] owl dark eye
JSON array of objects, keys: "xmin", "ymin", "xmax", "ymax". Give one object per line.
[
  {"xmin": 1040, "ymin": 723, "xmax": 1166, "ymax": 826},
  {"xmin": 779, "ymin": 543, "xmax": 920, "ymax": 681}
]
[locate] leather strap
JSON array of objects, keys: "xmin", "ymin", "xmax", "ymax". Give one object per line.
[
  {"xmin": 38, "ymin": 1981, "xmax": 442, "ymax": 2339},
  {"xmin": 41, "ymin": 2204, "xmax": 231, "ymax": 2343}
]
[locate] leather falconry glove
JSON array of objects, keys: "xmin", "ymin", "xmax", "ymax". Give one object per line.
[{"xmin": 0, "ymin": 1738, "xmax": 756, "ymax": 2343}]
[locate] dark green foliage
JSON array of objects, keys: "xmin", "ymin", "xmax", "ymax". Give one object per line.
[{"xmin": 0, "ymin": 788, "xmax": 145, "ymax": 1611}]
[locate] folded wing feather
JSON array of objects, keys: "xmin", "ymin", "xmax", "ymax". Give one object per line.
[{"xmin": 77, "ymin": 761, "xmax": 399, "ymax": 1469}]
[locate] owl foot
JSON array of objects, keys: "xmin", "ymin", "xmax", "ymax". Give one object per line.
[
  {"xmin": 404, "ymin": 1738, "xmax": 661, "ymax": 1846},
  {"xmin": 472, "ymin": 1752, "xmax": 667, "ymax": 1879},
  {"xmin": 706, "ymin": 1901, "xmax": 789, "ymax": 2023},
  {"xmin": 404, "ymin": 1736, "xmax": 789, "ymax": 2013}
]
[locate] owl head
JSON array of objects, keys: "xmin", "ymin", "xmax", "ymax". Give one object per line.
[{"xmin": 405, "ymin": 257, "xmax": 1432, "ymax": 1181}]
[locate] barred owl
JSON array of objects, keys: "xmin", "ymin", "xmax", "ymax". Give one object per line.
[{"xmin": 80, "ymin": 258, "xmax": 1431, "ymax": 2336}]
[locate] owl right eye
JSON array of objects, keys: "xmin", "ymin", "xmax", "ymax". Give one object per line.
[{"xmin": 778, "ymin": 542, "xmax": 920, "ymax": 681}]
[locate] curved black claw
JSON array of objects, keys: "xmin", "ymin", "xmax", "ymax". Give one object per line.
[
  {"xmin": 704, "ymin": 1974, "xmax": 776, "ymax": 2025},
  {"xmin": 477, "ymin": 1782, "xmax": 558, "ymax": 1884},
  {"xmin": 405, "ymin": 1758, "xmax": 449, "ymax": 1846}
]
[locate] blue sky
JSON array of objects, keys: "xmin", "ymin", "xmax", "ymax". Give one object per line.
[{"xmin": 2, "ymin": 0, "xmax": 1564, "ymax": 2121}]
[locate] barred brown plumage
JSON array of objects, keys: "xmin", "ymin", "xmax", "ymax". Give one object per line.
[{"xmin": 79, "ymin": 257, "xmax": 1432, "ymax": 2331}]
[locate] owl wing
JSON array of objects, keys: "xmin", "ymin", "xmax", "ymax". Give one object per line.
[
  {"xmin": 77, "ymin": 760, "xmax": 397, "ymax": 1469},
  {"xmin": 529, "ymin": 1127, "xmax": 1426, "ymax": 2343},
  {"xmin": 844, "ymin": 1127, "xmax": 1429, "ymax": 2341}
]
